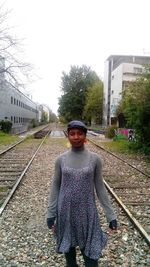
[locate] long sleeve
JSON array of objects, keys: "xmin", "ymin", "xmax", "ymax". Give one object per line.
[
  {"xmin": 47, "ymin": 157, "xmax": 62, "ymax": 218},
  {"xmin": 94, "ymin": 156, "xmax": 117, "ymax": 223}
]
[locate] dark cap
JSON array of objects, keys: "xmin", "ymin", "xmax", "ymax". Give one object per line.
[{"xmin": 67, "ymin": 120, "xmax": 87, "ymax": 134}]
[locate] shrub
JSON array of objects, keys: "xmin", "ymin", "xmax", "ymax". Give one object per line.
[
  {"xmin": 105, "ymin": 125, "xmax": 118, "ymax": 139},
  {"xmin": 30, "ymin": 119, "xmax": 39, "ymax": 128},
  {"xmin": 0, "ymin": 120, "xmax": 12, "ymax": 133}
]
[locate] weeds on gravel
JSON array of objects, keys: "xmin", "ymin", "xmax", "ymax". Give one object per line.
[
  {"xmin": 0, "ymin": 187, "xmax": 8, "ymax": 192},
  {"xmin": 100, "ymin": 140, "xmax": 150, "ymax": 164},
  {"xmin": 100, "ymin": 140, "xmax": 133, "ymax": 153},
  {"xmin": 100, "ymin": 140, "xmax": 148, "ymax": 156}
]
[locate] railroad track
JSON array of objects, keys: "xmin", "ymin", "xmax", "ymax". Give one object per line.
[
  {"xmin": 60, "ymin": 130, "xmax": 150, "ymax": 245},
  {"xmin": 0, "ymin": 129, "xmax": 149, "ymax": 265},
  {"xmin": 87, "ymin": 137, "xmax": 150, "ymax": 246},
  {"xmin": 0, "ymin": 125, "xmax": 51, "ymax": 155},
  {"xmin": 0, "ymin": 127, "xmax": 51, "ymax": 215}
]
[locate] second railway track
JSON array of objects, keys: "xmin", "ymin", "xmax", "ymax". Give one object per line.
[
  {"xmin": 87, "ymin": 136, "xmax": 150, "ymax": 246},
  {"xmin": 0, "ymin": 127, "xmax": 51, "ymax": 215}
]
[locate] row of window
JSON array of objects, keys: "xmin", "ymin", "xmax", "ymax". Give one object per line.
[
  {"xmin": 111, "ymin": 67, "xmax": 143, "ymax": 80},
  {"xmin": 11, "ymin": 116, "xmax": 33, "ymax": 124},
  {"xmin": 11, "ymin": 96, "xmax": 37, "ymax": 113},
  {"xmin": 133, "ymin": 67, "xmax": 143, "ymax": 74}
]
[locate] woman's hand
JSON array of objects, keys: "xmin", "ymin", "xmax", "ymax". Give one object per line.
[
  {"xmin": 109, "ymin": 219, "xmax": 117, "ymax": 230},
  {"xmin": 47, "ymin": 217, "xmax": 55, "ymax": 229}
]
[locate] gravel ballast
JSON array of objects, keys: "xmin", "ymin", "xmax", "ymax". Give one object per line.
[{"xmin": 0, "ymin": 136, "xmax": 149, "ymax": 267}]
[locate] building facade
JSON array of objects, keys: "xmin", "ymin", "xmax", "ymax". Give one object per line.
[
  {"xmin": 103, "ymin": 55, "xmax": 150, "ymax": 126},
  {"xmin": 0, "ymin": 56, "xmax": 38, "ymax": 133},
  {"xmin": 0, "ymin": 80, "xmax": 39, "ymax": 133}
]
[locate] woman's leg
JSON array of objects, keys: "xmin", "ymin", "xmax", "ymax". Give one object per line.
[
  {"xmin": 81, "ymin": 249, "xmax": 99, "ymax": 267},
  {"xmin": 64, "ymin": 247, "xmax": 78, "ymax": 267}
]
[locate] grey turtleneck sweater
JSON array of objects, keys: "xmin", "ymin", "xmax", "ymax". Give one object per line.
[{"xmin": 47, "ymin": 146, "xmax": 117, "ymax": 223}]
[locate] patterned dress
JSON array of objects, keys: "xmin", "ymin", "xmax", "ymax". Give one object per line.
[
  {"xmin": 55, "ymin": 153, "xmax": 108, "ymax": 260},
  {"xmin": 47, "ymin": 146, "xmax": 117, "ymax": 260}
]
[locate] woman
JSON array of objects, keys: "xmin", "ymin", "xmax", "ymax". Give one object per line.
[{"xmin": 47, "ymin": 120, "xmax": 117, "ymax": 267}]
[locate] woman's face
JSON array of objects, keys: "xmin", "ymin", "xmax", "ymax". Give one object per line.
[{"xmin": 68, "ymin": 128, "xmax": 86, "ymax": 148}]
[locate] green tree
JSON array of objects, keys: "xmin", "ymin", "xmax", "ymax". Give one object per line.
[
  {"xmin": 83, "ymin": 81, "xmax": 103, "ymax": 125},
  {"xmin": 41, "ymin": 111, "xmax": 48, "ymax": 123},
  {"xmin": 49, "ymin": 110, "xmax": 58, "ymax": 122},
  {"xmin": 58, "ymin": 65, "xmax": 100, "ymax": 122},
  {"xmin": 117, "ymin": 65, "xmax": 150, "ymax": 152}
]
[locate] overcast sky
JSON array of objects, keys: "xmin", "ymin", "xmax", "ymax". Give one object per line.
[{"xmin": 4, "ymin": 0, "xmax": 150, "ymax": 114}]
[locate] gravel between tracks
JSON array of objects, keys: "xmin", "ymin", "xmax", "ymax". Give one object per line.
[{"xmin": 0, "ymin": 137, "xmax": 149, "ymax": 267}]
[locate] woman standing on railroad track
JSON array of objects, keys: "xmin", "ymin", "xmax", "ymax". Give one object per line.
[{"xmin": 47, "ymin": 120, "xmax": 117, "ymax": 267}]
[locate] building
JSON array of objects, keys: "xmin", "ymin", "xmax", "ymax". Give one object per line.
[
  {"xmin": 103, "ymin": 55, "xmax": 150, "ymax": 126},
  {"xmin": 0, "ymin": 79, "xmax": 39, "ymax": 133},
  {"xmin": 0, "ymin": 56, "xmax": 53, "ymax": 133},
  {"xmin": 0, "ymin": 56, "xmax": 40, "ymax": 133}
]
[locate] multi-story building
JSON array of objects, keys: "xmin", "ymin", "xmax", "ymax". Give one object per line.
[
  {"xmin": 0, "ymin": 56, "xmax": 49, "ymax": 133},
  {"xmin": 103, "ymin": 55, "xmax": 150, "ymax": 126}
]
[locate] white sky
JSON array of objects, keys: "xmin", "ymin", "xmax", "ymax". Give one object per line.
[{"xmin": 3, "ymin": 0, "xmax": 150, "ymax": 114}]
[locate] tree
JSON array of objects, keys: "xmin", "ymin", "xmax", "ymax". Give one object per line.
[
  {"xmin": 49, "ymin": 110, "xmax": 58, "ymax": 122},
  {"xmin": 41, "ymin": 111, "xmax": 48, "ymax": 123},
  {"xmin": 83, "ymin": 81, "xmax": 103, "ymax": 125},
  {"xmin": 117, "ymin": 65, "xmax": 150, "ymax": 152},
  {"xmin": 0, "ymin": 4, "xmax": 32, "ymax": 90},
  {"xmin": 58, "ymin": 65, "xmax": 100, "ymax": 122}
]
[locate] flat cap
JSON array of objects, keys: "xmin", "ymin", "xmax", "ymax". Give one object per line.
[{"xmin": 67, "ymin": 120, "xmax": 87, "ymax": 134}]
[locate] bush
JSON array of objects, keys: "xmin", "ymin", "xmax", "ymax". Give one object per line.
[
  {"xmin": 0, "ymin": 120, "xmax": 12, "ymax": 133},
  {"xmin": 30, "ymin": 119, "xmax": 39, "ymax": 128},
  {"xmin": 105, "ymin": 125, "xmax": 118, "ymax": 139}
]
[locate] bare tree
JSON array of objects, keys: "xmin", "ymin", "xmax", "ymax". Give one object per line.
[{"xmin": 0, "ymin": 3, "xmax": 33, "ymax": 90}]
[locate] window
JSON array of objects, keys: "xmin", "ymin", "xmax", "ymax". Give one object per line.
[
  {"xmin": 11, "ymin": 96, "xmax": 13, "ymax": 104},
  {"xmin": 134, "ymin": 67, "xmax": 142, "ymax": 74}
]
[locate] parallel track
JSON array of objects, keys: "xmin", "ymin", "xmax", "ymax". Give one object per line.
[
  {"xmin": 88, "ymin": 137, "xmax": 150, "ymax": 246},
  {"xmin": 89, "ymin": 138, "xmax": 150, "ymax": 178},
  {"xmin": 0, "ymin": 127, "xmax": 51, "ymax": 215}
]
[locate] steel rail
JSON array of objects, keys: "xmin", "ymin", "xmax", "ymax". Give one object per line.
[
  {"xmin": 88, "ymin": 138, "xmax": 150, "ymax": 178},
  {"xmin": 87, "ymin": 138, "xmax": 150, "ymax": 245},
  {"xmin": 0, "ymin": 130, "xmax": 51, "ymax": 216},
  {"xmin": 104, "ymin": 180, "xmax": 150, "ymax": 246},
  {"xmin": 0, "ymin": 138, "xmax": 27, "ymax": 156},
  {"xmin": 0, "ymin": 125, "xmax": 50, "ymax": 156}
]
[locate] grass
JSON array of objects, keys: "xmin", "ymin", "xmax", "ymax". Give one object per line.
[
  {"xmin": 0, "ymin": 131, "xmax": 20, "ymax": 145},
  {"xmin": 0, "ymin": 187, "xmax": 8, "ymax": 192},
  {"xmin": 100, "ymin": 139, "xmax": 150, "ymax": 165},
  {"xmin": 100, "ymin": 139, "xmax": 139, "ymax": 155}
]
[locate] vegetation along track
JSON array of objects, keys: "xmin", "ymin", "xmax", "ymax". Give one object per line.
[
  {"xmin": 88, "ymin": 136, "xmax": 150, "ymax": 246},
  {"xmin": 0, "ymin": 127, "xmax": 51, "ymax": 215}
]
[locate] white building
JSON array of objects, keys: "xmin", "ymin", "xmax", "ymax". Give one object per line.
[{"xmin": 103, "ymin": 55, "xmax": 150, "ymax": 126}]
